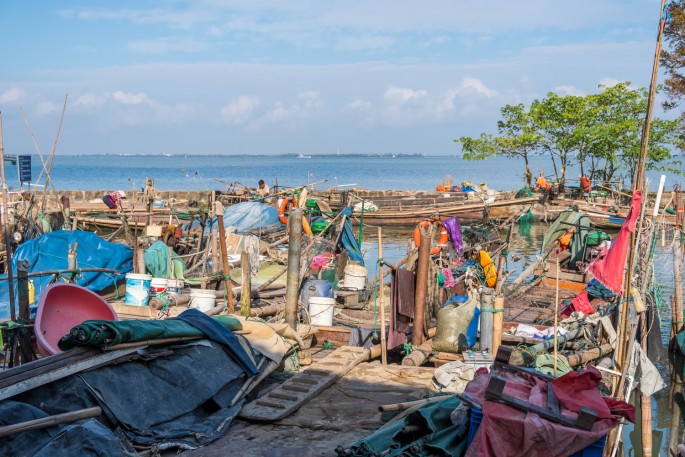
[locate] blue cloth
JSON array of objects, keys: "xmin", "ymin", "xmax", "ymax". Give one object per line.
[
  {"xmin": 338, "ymin": 207, "xmax": 364, "ymax": 266},
  {"xmin": 173, "ymin": 308, "xmax": 258, "ymax": 376},
  {"xmin": 190, "ymin": 201, "xmax": 284, "ymax": 234},
  {"xmin": 0, "ymin": 230, "xmax": 133, "ymax": 320},
  {"xmin": 466, "ymin": 307, "xmax": 480, "ymax": 348}
]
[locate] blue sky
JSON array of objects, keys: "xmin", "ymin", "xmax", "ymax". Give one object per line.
[{"xmin": 0, "ymin": 1, "xmax": 669, "ymax": 156}]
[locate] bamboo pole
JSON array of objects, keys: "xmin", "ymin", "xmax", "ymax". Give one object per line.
[
  {"xmin": 240, "ymin": 251, "xmax": 251, "ymax": 317},
  {"xmin": 378, "ymin": 226, "xmax": 387, "ymax": 365},
  {"xmin": 0, "ymin": 112, "xmax": 16, "ymax": 321},
  {"xmin": 554, "ymin": 258, "xmax": 560, "ymax": 376}
]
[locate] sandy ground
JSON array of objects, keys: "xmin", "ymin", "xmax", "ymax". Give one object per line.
[{"xmin": 182, "ymin": 362, "xmax": 437, "ymax": 457}]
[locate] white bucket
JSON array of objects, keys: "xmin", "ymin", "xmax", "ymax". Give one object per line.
[
  {"xmin": 149, "ymin": 278, "xmax": 168, "ymax": 298},
  {"xmin": 308, "ymin": 297, "xmax": 336, "ymax": 326},
  {"xmin": 343, "ymin": 264, "xmax": 367, "ymax": 290},
  {"xmin": 190, "ymin": 289, "xmax": 216, "ymax": 312},
  {"xmin": 125, "ymin": 273, "xmax": 153, "ymax": 306},
  {"xmin": 166, "ymin": 279, "xmax": 184, "ymax": 295}
]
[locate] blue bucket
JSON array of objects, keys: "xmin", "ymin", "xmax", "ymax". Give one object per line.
[{"xmin": 125, "ymin": 273, "xmax": 152, "ymax": 306}]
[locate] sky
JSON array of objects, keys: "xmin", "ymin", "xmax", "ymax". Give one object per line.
[{"xmin": 0, "ymin": 0, "xmax": 673, "ymax": 156}]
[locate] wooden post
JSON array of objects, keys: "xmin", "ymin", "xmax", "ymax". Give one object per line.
[
  {"xmin": 412, "ymin": 227, "xmax": 431, "ymax": 346},
  {"xmin": 215, "ymin": 201, "xmax": 234, "ymax": 313},
  {"xmin": 285, "ymin": 208, "xmax": 303, "ymax": 329},
  {"xmin": 553, "ymin": 258, "xmax": 560, "ymax": 377},
  {"xmin": 0, "ymin": 113, "xmax": 16, "ymax": 321},
  {"xmin": 240, "ymin": 250, "xmax": 251, "ymax": 317},
  {"xmin": 492, "ymin": 224, "xmax": 513, "ymax": 356},
  {"xmin": 16, "ymin": 260, "xmax": 34, "ymax": 364},
  {"xmin": 378, "ymin": 227, "xmax": 387, "ymax": 365}
]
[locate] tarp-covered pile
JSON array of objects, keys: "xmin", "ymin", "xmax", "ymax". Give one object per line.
[
  {"xmin": 219, "ymin": 201, "xmax": 283, "ymax": 233},
  {"xmin": 0, "ymin": 230, "xmax": 133, "ymax": 319}
]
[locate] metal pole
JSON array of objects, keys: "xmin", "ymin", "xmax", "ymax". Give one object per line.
[
  {"xmin": 0, "ymin": 112, "xmax": 16, "ymax": 321},
  {"xmin": 285, "ymin": 208, "xmax": 303, "ymax": 329},
  {"xmin": 412, "ymin": 229, "xmax": 430, "ymax": 346},
  {"xmin": 378, "ymin": 227, "xmax": 387, "ymax": 365}
]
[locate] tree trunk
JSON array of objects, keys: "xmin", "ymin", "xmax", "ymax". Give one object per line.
[{"xmin": 524, "ymin": 154, "xmax": 532, "ymax": 187}]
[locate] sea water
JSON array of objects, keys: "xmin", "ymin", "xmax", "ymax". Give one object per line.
[{"xmin": 7, "ymin": 153, "xmax": 681, "ymax": 192}]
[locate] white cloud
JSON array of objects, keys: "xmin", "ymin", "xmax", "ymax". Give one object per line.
[
  {"xmin": 0, "ymin": 87, "xmax": 25, "ymax": 104},
  {"xmin": 34, "ymin": 101, "xmax": 62, "ymax": 117},
  {"xmin": 345, "ymin": 98, "xmax": 372, "ymax": 112},
  {"xmin": 73, "ymin": 93, "xmax": 107, "ymax": 110},
  {"xmin": 112, "ymin": 91, "xmax": 154, "ymax": 105},
  {"xmin": 249, "ymin": 91, "xmax": 325, "ymax": 129},
  {"xmin": 598, "ymin": 77, "xmax": 623, "ymax": 88},
  {"xmin": 127, "ymin": 37, "xmax": 209, "ymax": 54},
  {"xmin": 220, "ymin": 95, "xmax": 260, "ymax": 125},
  {"xmin": 554, "ymin": 85, "xmax": 584, "ymax": 96},
  {"xmin": 456, "ymin": 77, "xmax": 498, "ymax": 98}
]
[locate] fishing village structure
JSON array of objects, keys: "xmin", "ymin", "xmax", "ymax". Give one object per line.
[{"xmin": 1, "ymin": 4, "xmax": 685, "ymax": 457}]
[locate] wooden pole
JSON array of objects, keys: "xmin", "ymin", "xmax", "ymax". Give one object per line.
[
  {"xmin": 0, "ymin": 112, "xmax": 16, "ymax": 321},
  {"xmin": 16, "ymin": 260, "xmax": 34, "ymax": 364},
  {"xmin": 378, "ymin": 227, "xmax": 387, "ymax": 365},
  {"xmin": 0, "ymin": 406, "xmax": 101, "ymax": 438},
  {"xmin": 215, "ymin": 201, "xmax": 234, "ymax": 313},
  {"xmin": 553, "ymin": 258, "xmax": 560, "ymax": 377},
  {"xmin": 240, "ymin": 250, "xmax": 251, "ymax": 317},
  {"xmin": 285, "ymin": 208, "xmax": 303, "ymax": 329},
  {"xmin": 412, "ymin": 226, "xmax": 431, "ymax": 346}
]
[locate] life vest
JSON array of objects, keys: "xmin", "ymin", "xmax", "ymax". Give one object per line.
[
  {"xmin": 413, "ymin": 220, "xmax": 449, "ymax": 255},
  {"xmin": 579, "ymin": 176, "xmax": 591, "ymax": 192},
  {"xmin": 278, "ymin": 197, "xmax": 313, "ymax": 235},
  {"xmin": 535, "ymin": 176, "xmax": 551, "ymax": 191}
]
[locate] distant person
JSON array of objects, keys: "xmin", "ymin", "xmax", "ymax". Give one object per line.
[
  {"xmin": 103, "ymin": 190, "xmax": 127, "ymax": 209},
  {"xmin": 534, "ymin": 173, "xmax": 551, "ymax": 192},
  {"xmin": 256, "ymin": 180, "xmax": 270, "ymax": 197}
]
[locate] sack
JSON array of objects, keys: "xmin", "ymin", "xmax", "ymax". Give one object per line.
[{"xmin": 432, "ymin": 298, "xmax": 477, "ymax": 353}]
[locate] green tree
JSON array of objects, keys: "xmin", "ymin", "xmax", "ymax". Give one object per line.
[
  {"xmin": 529, "ymin": 92, "xmax": 592, "ymax": 190},
  {"xmin": 457, "ymin": 104, "xmax": 539, "ymax": 187}
]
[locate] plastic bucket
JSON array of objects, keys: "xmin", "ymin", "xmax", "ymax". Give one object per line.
[
  {"xmin": 166, "ymin": 279, "xmax": 184, "ymax": 295},
  {"xmin": 300, "ymin": 279, "xmax": 333, "ymax": 308},
  {"xmin": 308, "ymin": 297, "xmax": 336, "ymax": 326},
  {"xmin": 125, "ymin": 273, "xmax": 153, "ymax": 306},
  {"xmin": 149, "ymin": 278, "xmax": 168, "ymax": 298},
  {"xmin": 190, "ymin": 289, "xmax": 216, "ymax": 312},
  {"xmin": 343, "ymin": 264, "xmax": 367, "ymax": 290}
]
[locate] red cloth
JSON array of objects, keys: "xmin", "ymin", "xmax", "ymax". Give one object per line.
[
  {"xmin": 464, "ymin": 367, "xmax": 632, "ymax": 457},
  {"xmin": 561, "ymin": 290, "xmax": 595, "ymax": 318},
  {"xmin": 588, "ymin": 190, "xmax": 642, "ymax": 293}
]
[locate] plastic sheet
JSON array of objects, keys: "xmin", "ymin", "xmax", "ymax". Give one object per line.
[{"xmin": 0, "ymin": 230, "xmax": 133, "ymax": 320}]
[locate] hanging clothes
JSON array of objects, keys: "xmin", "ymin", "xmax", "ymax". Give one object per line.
[
  {"xmin": 388, "ymin": 269, "xmax": 415, "ymax": 349},
  {"xmin": 442, "ymin": 216, "xmax": 463, "ymax": 255}
]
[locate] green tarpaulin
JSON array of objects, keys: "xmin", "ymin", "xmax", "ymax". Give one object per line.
[
  {"xmin": 340, "ymin": 397, "xmax": 467, "ymax": 457},
  {"xmin": 541, "ymin": 209, "xmax": 591, "ymax": 270},
  {"xmin": 58, "ymin": 315, "xmax": 242, "ymax": 350},
  {"xmin": 144, "ymin": 240, "xmax": 186, "ymax": 279}
]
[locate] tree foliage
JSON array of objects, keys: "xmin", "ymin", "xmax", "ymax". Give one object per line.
[{"xmin": 456, "ymin": 83, "xmax": 682, "ymax": 190}]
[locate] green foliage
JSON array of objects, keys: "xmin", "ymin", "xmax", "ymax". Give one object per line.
[{"xmin": 456, "ymin": 82, "xmax": 683, "ymax": 189}]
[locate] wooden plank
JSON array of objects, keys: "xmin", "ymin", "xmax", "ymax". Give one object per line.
[
  {"xmin": 0, "ymin": 347, "xmax": 95, "ymax": 387},
  {"xmin": 0, "ymin": 347, "xmax": 141, "ymax": 402}
]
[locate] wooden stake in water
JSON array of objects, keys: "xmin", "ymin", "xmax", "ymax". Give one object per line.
[
  {"xmin": 553, "ymin": 258, "xmax": 560, "ymax": 377},
  {"xmin": 378, "ymin": 227, "xmax": 387, "ymax": 365}
]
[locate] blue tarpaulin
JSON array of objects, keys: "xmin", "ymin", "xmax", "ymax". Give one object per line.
[
  {"xmin": 219, "ymin": 201, "xmax": 283, "ymax": 233},
  {"xmin": 338, "ymin": 207, "xmax": 364, "ymax": 266},
  {"xmin": 0, "ymin": 230, "xmax": 133, "ymax": 319}
]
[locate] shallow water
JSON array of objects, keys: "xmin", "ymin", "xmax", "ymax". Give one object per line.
[{"xmin": 359, "ymin": 221, "xmax": 684, "ymax": 456}]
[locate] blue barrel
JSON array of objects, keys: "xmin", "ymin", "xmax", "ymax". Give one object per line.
[{"xmin": 300, "ymin": 279, "xmax": 333, "ymax": 307}]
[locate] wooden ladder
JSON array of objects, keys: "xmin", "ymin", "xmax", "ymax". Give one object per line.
[{"xmin": 239, "ymin": 345, "xmax": 369, "ymax": 421}]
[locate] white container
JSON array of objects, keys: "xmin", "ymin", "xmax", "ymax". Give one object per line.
[
  {"xmin": 149, "ymin": 277, "xmax": 168, "ymax": 298},
  {"xmin": 308, "ymin": 297, "xmax": 336, "ymax": 326},
  {"xmin": 190, "ymin": 289, "xmax": 216, "ymax": 312},
  {"xmin": 343, "ymin": 264, "xmax": 367, "ymax": 290},
  {"xmin": 166, "ymin": 279, "xmax": 184, "ymax": 295},
  {"xmin": 125, "ymin": 273, "xmax": 153, "ymax": 306}
]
